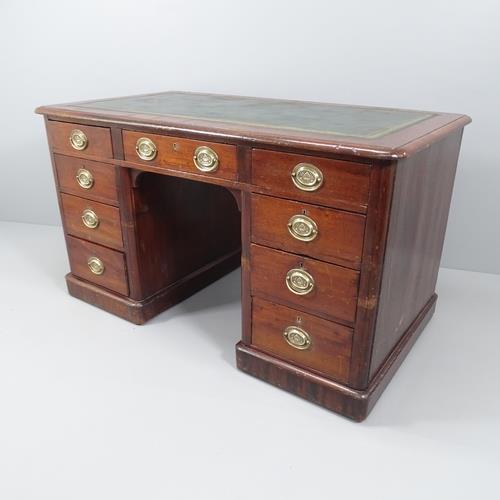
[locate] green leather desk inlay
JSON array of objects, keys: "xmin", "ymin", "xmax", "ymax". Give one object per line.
[{"xmin": 74, "ymin": 92, "xmax": 434, "ymax": 139}]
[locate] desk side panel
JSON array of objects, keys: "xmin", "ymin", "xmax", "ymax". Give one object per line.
[{"xmin": 369, "ymin": 129, "xmax": 464, "ymax": 378}]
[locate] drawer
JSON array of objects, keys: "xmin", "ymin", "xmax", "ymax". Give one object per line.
[
  {"xmin": 47, "ymin": 121, "xmax": 113, "ymax": 159},
  {"xmin": 66, "ymin": 236, "xmax": 129, "ymax": 295},
  {"xmin": 251, "ymin": 194, "xmax": 365, "ymax": 270},
  {"xmin": 61, "ymin": 193, "xmax": 123, "ymax": 250},
  {"xmin": 122, "ymin": 130, "xmax": 238, "ymax": 180},
  {"xmin": 251, "ymin": 297, "xmax": 353, "ymax": 383},
  {"xmin": 54, "ymin": 154, "xmax": 119, "ymax": 205},
  {"xmin": 252, "ymin": 149, "xmax": 371, "ymax": 213},
  {"xmin": 250, "ymin": 244, "xmax": 359, "ymax": 324}
]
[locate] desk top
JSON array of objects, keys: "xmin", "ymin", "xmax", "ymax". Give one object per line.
[{"xmin": 36, "ymin": 91, "xmax": 470, "ymax": 159}]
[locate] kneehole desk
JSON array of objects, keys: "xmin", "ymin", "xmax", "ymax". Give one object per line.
[{"xmin": 36, "ymin": 92, "xmax": 470, "ymax": 421}]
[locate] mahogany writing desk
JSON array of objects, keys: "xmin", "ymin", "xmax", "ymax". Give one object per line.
[{"xmin": 36, "ymin": 92, "xmax": 470, "ymax": 421}]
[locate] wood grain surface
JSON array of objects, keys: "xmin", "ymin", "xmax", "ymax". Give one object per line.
[
  {"xmin": 250, "ymin": 244, "xmax": 360, "ymax": 324},
  {"xmin": 47, "ymin": 120, "xmax": 113, "ymax": 159},
  {"xmin": 66, "ymin": 236, "xmax": 128, "ymax": 296},
  {"xmin": 251, "ymin": 193, "xmax": 365, "ymax": 269},
  {"xmin": 54, "ymin": 154, "xmax": 119, "ymax": 205},
  {"xmin": 122, "ymin": 129, "xmax": 238, "ymax": 180},
  {"xmin": 251, "ymin": 297, "xmax": 353, "ymax": 383},
  {"xmin": 252, "ymin": 149, "xmax": 371, "ymax": 213},
  {"xmin": 60, "ymin": 193, "xmax": 123, "ymax": 250}
]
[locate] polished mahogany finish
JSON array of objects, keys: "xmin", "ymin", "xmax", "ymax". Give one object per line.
[
  {"xmin": 121, "ymin": 172, "xmax": 241, "ymax": 300},
  {"xmin": 54, "ymin": 154, "xmax": 119, "ymax": 205},
  {"xmin": 66, "ymin": 236, "xmax": 128, "ymax": 295},
  {"xmin": 60, "ymin": 193, "xmax": 124, "ymax": 250},
  {"xmin": 47, "ymin": 121, "xmax": 113, "ymax": 159},
  {"xmin": 122, "ymin": 130, "xmax": 239, "ymax": 180},
  {"xmin": 369, "ymin": 132, "xmax": 464, "ymax": 379},
  {"xmin": 250, "ymin": 244, "xmax": 359, "ymax": 324},
  {"xmin": 251, "ymin": 297, "xmax": 353, "ymax": 384},
  {"xmin": 251, "ymin": 194, "xmax": 365, "ymax": 269},
  {"xmin": 252, "ymin": 149, "xmax": 371, "ymax": 213},
  {"xmin": 36, "ymin": 91, "xmax": 470, "ymax": 421}
]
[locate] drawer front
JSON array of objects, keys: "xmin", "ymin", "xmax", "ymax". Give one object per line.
[
  {"xmin": 250, "ymin": 244, "xmax": 359, "ymax": 324},
  {"xmin": 252, "ymin": 149, "xmax": 371, "ymax": 213},
  {"xmin": 54, "ymin": 154, "xmax": 119, "ymax": 205},
  {"xmin": 66, "ymin": 236, "xmax": 128, "ymax": 295},
  {"xmin": 47, "ymin": 121, "xmax": 113, "ymax": 159},
  {"xmin": 251, "ymin": 297, "xmax": 353, "ymax": 383},
  {"xmin": 61, "ymin": 193, "xmax": 123, "ymax": 250},
  {"xmin": 122, "ymin": 130, "xmax": 238, "ymax": 180},
  {"xmin": 251, "ymin": 194, "xmax": 365, "ymax": 269}
]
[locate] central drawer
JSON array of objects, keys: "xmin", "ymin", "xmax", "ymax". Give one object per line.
[
  {"xmin": 250, "ymin": 244, "xmax": 359, "ymax": 324},
  {"xmin": 122, "ymin": 130, "xmax": 238, "ymax": 180}
]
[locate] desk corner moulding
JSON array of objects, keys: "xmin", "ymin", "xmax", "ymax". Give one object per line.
[{"xmin": 36, "ymin": 91, "xmax": 471, "ymax": 421}]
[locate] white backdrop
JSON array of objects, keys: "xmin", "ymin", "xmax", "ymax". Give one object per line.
[{"xmin": 1, "ymin": 0, "xmax": 498, "ymax": 273}]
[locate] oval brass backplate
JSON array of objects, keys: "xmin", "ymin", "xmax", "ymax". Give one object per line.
[
  {"xmin": 291, "ymin": 163, "xmax": 324, "ymax": 191},
  {"xmin": 285, "ymin": 268, "xmax": 315, "ymax": 295},
  {"xmin": 287, "ymin": 214, "xmax": 318, "ymax": 242},
  {"xmin": 136, "ymin": 137, "xmax": 158, "ymax": 161},
  {"xmin": 87, "ymin": 256, "xmax": 105, "ymax": 275},
  {"xmin": 193, "ymin": 146, "xmax": 219, "ymax": 172},
  {"xmin": 81, "ymin": 209, "xmax": 99, "ymax": 229},
  {"xmin": 69, "ymin": 129, "xmax": 88, "ymax": 151},
  {"xmin": 76, "ymin": 168, "xmax": 94, "ymax": 189},
  {"xmin": 283, "ymin": 325, "xmax": 312, "ymax": 350}
]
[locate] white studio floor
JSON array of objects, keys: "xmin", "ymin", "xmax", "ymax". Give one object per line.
[{"xmin": 1, "ymin": 220, "xmax": 499, "ymax": 500}]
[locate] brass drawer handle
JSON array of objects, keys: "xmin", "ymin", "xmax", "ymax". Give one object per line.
[
  {"xmin": 87, "ymin": 256, "xmax": 105, "ymax": 275},
  {"xmin": 194, "ymin": 146, "xmax": 219, "ymax": 172},
  {"xmin": 287, "ymin": 214, "xmax": 318, "ymax": 242},
  {"xmin": 291, "ymin": 163, "xmax": 323, "ymax": 191},
  {"xmin": 285, "ymin": 268, "xmax": 315, "ymax": 295},
  {"xmin": 69, "ymin": 129, "xmax": 88, "ymax": 151},
  {"xmin": 283, "ymin": 325, "xmax": 311, "ymax": 350},
  {"xmin": 76, "ymin": 168, "xmax": 94, "ymax": 189},
  {"xmin": 81, "ymin": 209, "xmax": 99, "ymax": 229},
  {"xmin": 136, "ymin": 137, "xmax": 157, "ymax": 161}
]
